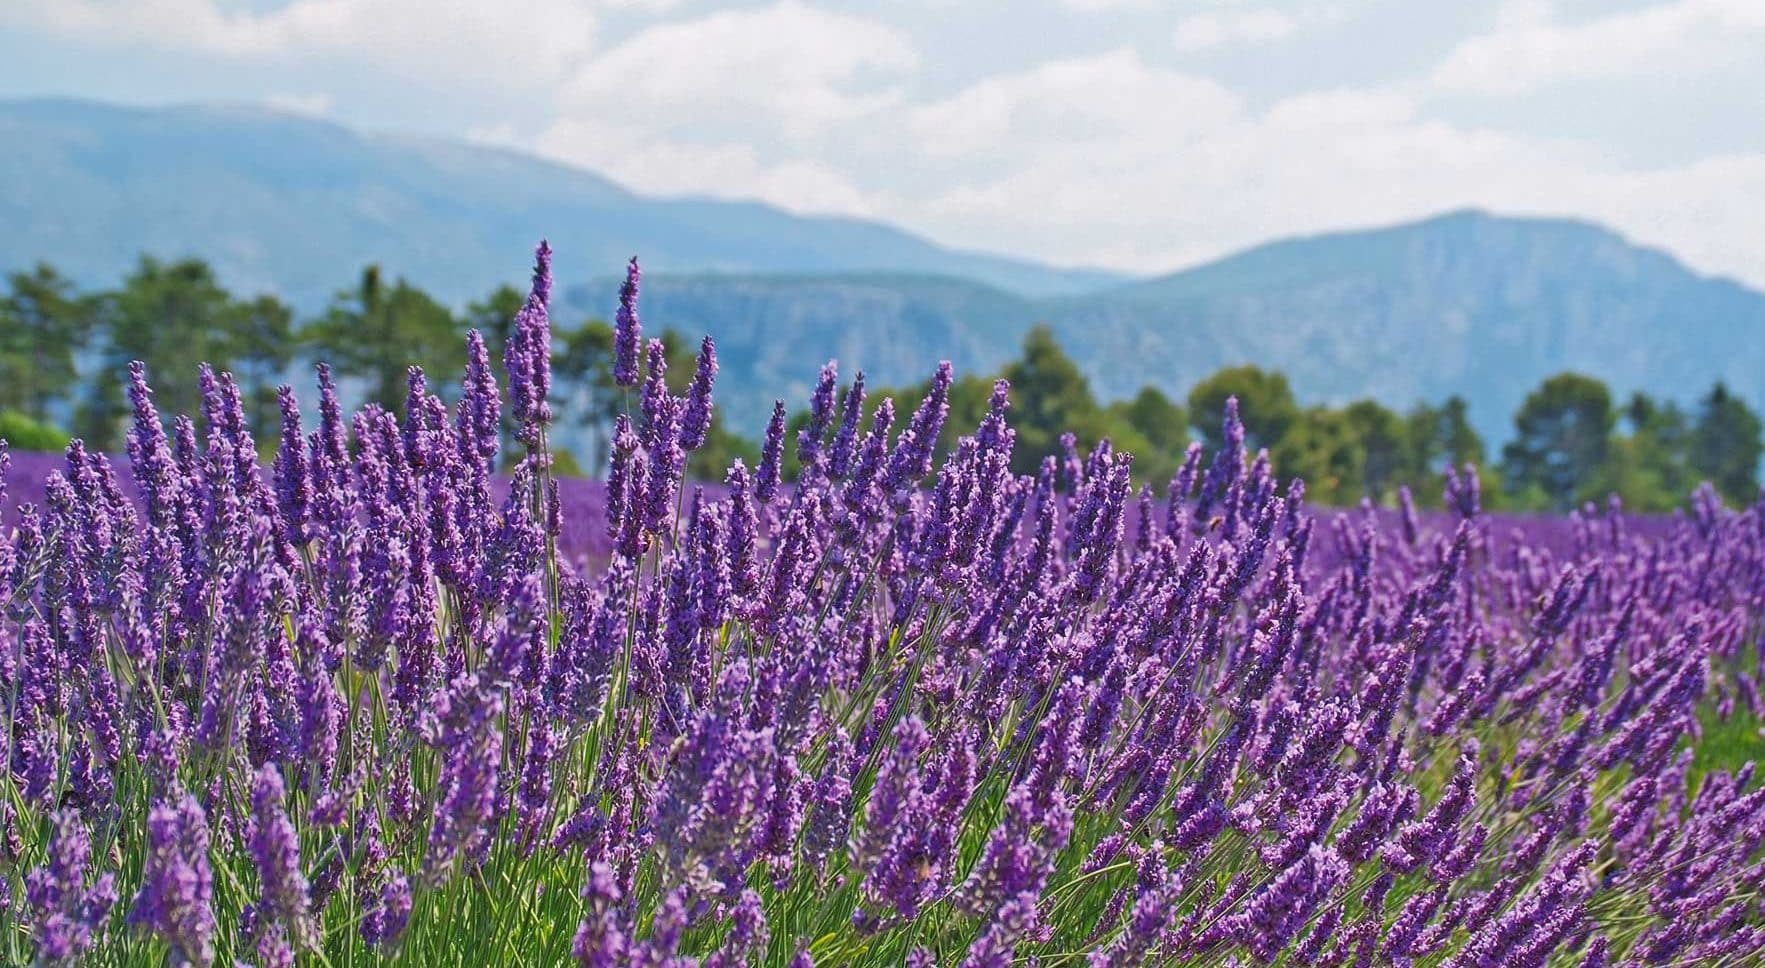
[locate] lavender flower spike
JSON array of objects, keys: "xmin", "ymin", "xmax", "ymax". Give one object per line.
[
  {"xmin": 613, "ymin": 256, "xmax": 643, "ymax": 387},
  {"xmin": 680, "ymin": 334, "xmax": 718, "ymax": 451},
  {"xmin": 505, "ymin": 239, "xmax": 554, "ymax": 438},
  {"xmin": 130, "ymin": 794, "xmax": 216, "ymax": 967},
  {"xmin": 248, "ymin": 763, "xmax": 315, "ymax": 952},
  {"xmin": 24, "ymin": 810, "xmax": 117, "ymax": 966}
]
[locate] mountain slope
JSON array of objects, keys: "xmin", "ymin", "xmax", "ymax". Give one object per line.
[
  {"xmin": 568, "ymin": 212, "xmax": 1765, "ymax": 446},
  {"xmin": 0, "ymin": 98, "xmax": 1123, "ymax": 309},
  {"xmin": 558, "ymin": 273, "xmax": 1034, "ymax": 437},
  {"xmin": 1047, "ymin": 211, "xmax": 1765, "ymax": 446},
  {"xmin": 4, "ymin": 99, "xmax": 1762, "ymax": 450}
]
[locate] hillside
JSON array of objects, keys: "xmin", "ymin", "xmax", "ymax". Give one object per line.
[
  {"xmin": 570, "ymin": 212, "xmax": 1765, "ymax": 444},
  {"xmin": 558, "ymin": 273, "xmax": 1034, "ymax": 432},
  {"xmin": 1051, "ymin": 211, "xmax": 1765, "ymax": 445},
  {"xmin": 0, "ymin": 98, "xmax": 1121, "ymax": 310},
  {"xmin": 4, "ymin": 99, "xmax": 1763, "ymax": 446}
]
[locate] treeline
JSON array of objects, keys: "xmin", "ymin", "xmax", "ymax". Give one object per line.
[
  {"xmin": 805, "ymin": 325, "xmax": 1760, "ymax": 513},
  {"xmin": 3, "ymin": 258, "xmax": 1761, "ymax": 511},
  {"xmin": 0, "ymin": 257, "xmax": 759, "ymax": 478}
]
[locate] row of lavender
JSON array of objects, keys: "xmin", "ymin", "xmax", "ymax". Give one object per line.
[
  {"xmin": 3, "ymin": 243, "xmax": 1763, "ymax": 966},
  {"xmin": 0, "ymin": 450, "xmax": 1670, "ymax": 576}
]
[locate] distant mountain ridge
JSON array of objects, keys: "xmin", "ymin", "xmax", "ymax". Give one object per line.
[
  {"xmin": 4, "ymin": 98, "xmax": 1763, "ymax": 449},
  {"xmin": 1044, "ymin": 211, "xmax": 1765, "ymax": 449},
  {"xmin": 0, "ymin": 97, "xmax": 1124, "ymax": 310},
  {"xmin": 562, "ymin": 211, "xmax": 1765, "ymax": 446}
]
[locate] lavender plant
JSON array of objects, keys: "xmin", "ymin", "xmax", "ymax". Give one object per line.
[{"xmin": 3, "ymin": 241, "xmax": 1765, "ymax": 966}]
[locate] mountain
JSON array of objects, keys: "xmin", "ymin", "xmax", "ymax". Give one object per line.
[
  {"xmin": 559, "ymin": 273, "xmax": 1035, "ymax": 426},
  {"xmin": 0, "ymin": 97, "xmax": 1124, "ymax": 310},
  {"xmin": 567, "ymin": 212, "xmax": 1765, "ymax": 447},
  {"xmin": 1047, "ymin": 211, "xmax": 1765, "ymax": 448},
  {"xmin": 4, "ymin": 98, "xmax": 1763, "ymax": 450}
]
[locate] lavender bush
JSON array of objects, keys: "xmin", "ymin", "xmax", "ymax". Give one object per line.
[{"xmin": 3, "ymin": 242, "xmax": 1764, "ymax": 966}]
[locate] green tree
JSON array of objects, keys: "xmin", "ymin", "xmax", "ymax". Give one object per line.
[
  {"xmin": 1342, "ymin": 399, "xmax": 1406, "ymax": 504},
  {"xmin": 1110, "ymin": 387, "xmax": 1187, "ymax": 455},
  {"xmin": 232, "ymin": 293, "xmax": 296, "ymax": 438},
  {"xmin": 555, "ymin": 319, "xmax": 622, "ymax": 472},
  {"xmin": 1501, "ymin": 372, "xmax": 1615, "ymax": 511},
  {"xmin": 0, "ymin": 263, "xmax": 96, "ymax": 422},
  {"xmin": 1000, "ymin": 325, "xmax": 1105, "ymax": 475},
  {"xmin": 1272, "ymin": 407, "xmax": 1363, "ymax": 506},
  {"xmin": 1586, "ymin": 392, "xmax": 1692, "ymax": 512},
  {"xmin": 76, "ymin": 257, "xmax": 245, "ymax": 449},
  {"xmin": 465, "ymin": 284, "xmax": 526, "ymax": 372},
  {"xmin": 303, "ymin": 266, "xmax": 463, "ymax": 415},
  {"xmin": 1104, "ymin": 387, "xmax": 1187, "ymax": 485},
  {"xmin": 1187, "ymin": 366, "xmax": 1298, "ymax": 454},
  {"xmin": 1689, "ymin": 382, "xmax": 1763, "ymax": 506},
  {"xmin": 686, "ymin": 422, "xmax": 761, "ymax": 482},
  {"xmin": 1401, "ymin": 397, "xmax": 1488, "ymax": 507},
  {"xmin": 1405, "ymin": 396, "xmax": 1484, "ymax": 473},
  {"xmin": 0, "ymin": 410, "xmax": 72, "ymax": 453}
]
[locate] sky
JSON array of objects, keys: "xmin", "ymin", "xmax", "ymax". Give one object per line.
[{"xmin": 2, "ymin": 0, "xmax": 1763, "ymax": 286}]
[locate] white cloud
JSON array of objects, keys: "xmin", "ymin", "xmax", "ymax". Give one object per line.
[
  {"xmin": 891, "ymin": 64, "xmax": 1765, "ymax": 289},
  {"xmin": 263, "ymin": 91, "xmax": 334, "ymax": 117},
  {"xmin": 522, "ymin": 2, "xmax": 913, "ymax": 215},
  {"xmin": 909, "ymin": 49, "xmax": 1239, "ymax": 159},
  {"xmin": 4, "ymin": 0, "xmax": 601, "ymax": 90},
  {"xmin": 7, "ymin": 0, "xmax": 1765, "ymax": 290},
  {"xmin": 476, "ymin": 4, "xmax": 1765, "ymax": 288},
  {"xmin": 1553, "ymin": 153, "xmax": 1765, "ymax": 286},
  {"xmin": 1263, "ymin": 89, "xmax": 1415, "ymax": 130},
  {"xmin": 1058, "ymin": 0, "xmax": 1162, "ymax": 11},
  {"xmin": 1173, "ymin": 8, "xmax": 1298, "ymax": 51},
  {"xmin": 560, "ymin": 1, "xmax": 915, "ymax": 139},
  {"xmin": 533, "ymin": 117, "xmax": 877, "ymax": 215},
  {"xmin": 1433, "ymin": 0, "xmax": 1765, "ymax": 96}
]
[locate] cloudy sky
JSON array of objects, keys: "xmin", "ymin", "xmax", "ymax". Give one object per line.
[{"xmin": 3, "ymin": 0, "xmax": 1762, "ymax": 285}]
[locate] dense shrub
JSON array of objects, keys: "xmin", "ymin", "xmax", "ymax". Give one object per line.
[{"xmin": 0, "ymin": 408, "xmax": 72, "ymax": 453}]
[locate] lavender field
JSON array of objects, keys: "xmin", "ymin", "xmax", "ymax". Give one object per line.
[{"xmin": 3, "ymin": 244, "xmax": 1763, "ymax": 966}]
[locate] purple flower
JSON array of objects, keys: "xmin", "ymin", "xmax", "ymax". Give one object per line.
[
  {"xmin": 364, "ymin": 874, "xmax": 412, "ymax": 950},
  {"xmin": 459, "ymin": 330, "xmax": 502, "ymax": 471},
  {"xmin": 425, "ymin": 676, "xmax": 505, "ymax": 878},
  {"xmin": 248, "ymin": 764, "xmax": 315, "ymax": 952},
  {"xmin": 1233, "ymin": 845, "xmax": 1350, "ymax": 963},
  {"xmin": 680, "ymin": 335, "xmax": 718, "ymax": 451},
  {"xmin": 130, "ymin": 794, "xmax": 215, "ymax": 967},
  {"xmin": 573, "ymin": 862, "xmax": 630, "ymax": 967},
  {"xmin": 506, "ymin": 240, "xmax": 555, "ymax": 439},
  {"xmin": 126, "ymin": 361, "xmax": 185, "ymax": 531},
  {"xmin": 3, "ymin": 238, "xmax": 1762, "ymax": 968},
  {"xmin": 640, "ymin": 393, "xmax": 685, "ymax": 539},
  {"xmin": 725, "ymin": 460, "xmax": 762, "ymax": 602},
  {"xmin": 756, "ymin": 400, "xmax": 787, "ymax": 504},
  {"xmin": 803, "ymin": 728, "xmax": 856, "ymax": 873},
  {"xmin": 25, "ymin": 810, "xmax": 117, "ymax": 966},
  {"xmin": 613, "ymin": 256, "xmax": 643, "ymax": 387},
  {"xmin": 883, "ymin": 361, "xmax": 952, "ymax": 492},
  {"xmin": 704, "ymin": 889, "xmax": 769, "ymax": 968},
  {"xmin": 828, "ymin": 371, "xmax": 866, "ymax": 479},
  {"xmin": 271, "ymin": 385, "xmax": 310, "ymax": 546},
  {"xmin": 798, "ymin": 360, "xmax": 839, "ymax": 474}
]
